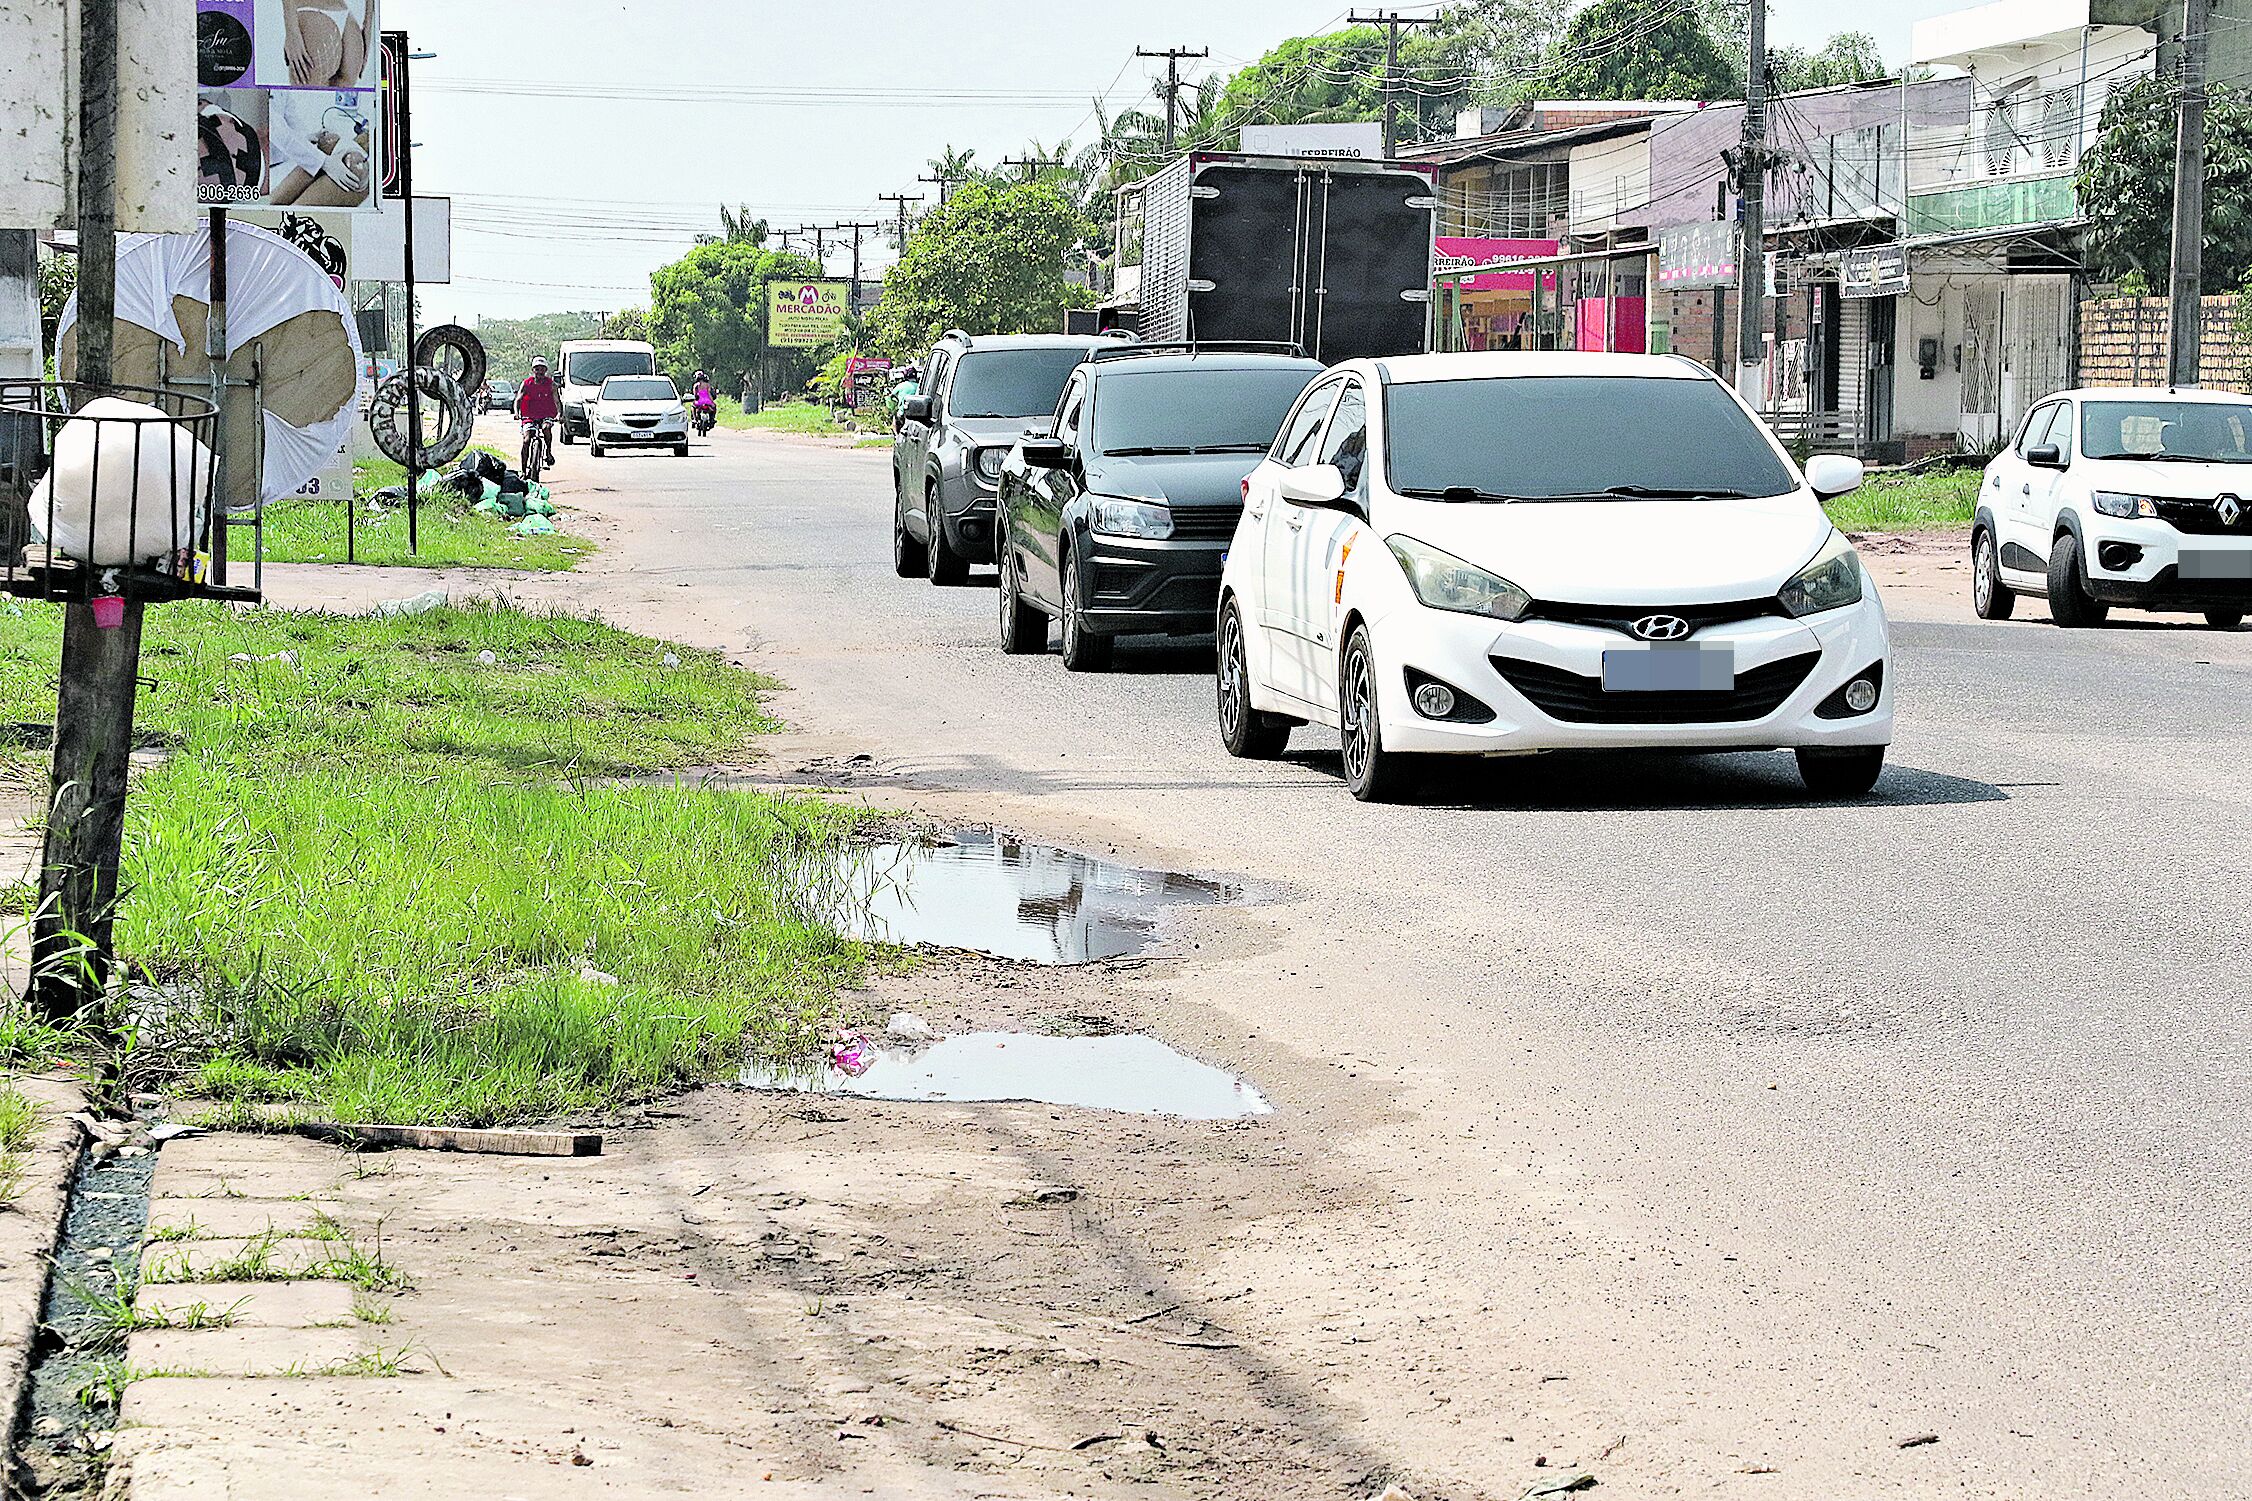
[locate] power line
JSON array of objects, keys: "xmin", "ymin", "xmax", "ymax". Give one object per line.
[{"xmin": 1135, "ymin": 46, "xmax": 1209, "ymax": 150}]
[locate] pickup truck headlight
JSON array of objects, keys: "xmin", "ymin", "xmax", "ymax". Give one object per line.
[
  {"xmin": 1777, "ymin": 529, "xmax": 1863, "ymax": 617},
  {"xmin": 1386, "ymin": 535, "xmax": 1529, "ymax": 621},
  {"xmin": 2091, "ymin": 490, "xmax": 2160, "ymax": 519},
  {"xmin": 1090, "ymin": 498, "xmax": 1173, "ymax": 539},
  {"xmin": 973, "ymin": 447, "xmax": 1007, "ymax": 482}
]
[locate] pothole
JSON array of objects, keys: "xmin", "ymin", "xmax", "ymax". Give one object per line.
[
  {"xmin": 794, "ymin": 830, "xmax": 1236, "ymax": 965},
  {"xmin": 13, "ymin": 1144, "xmax": 158, "ymax": 1497},
  {"xmin": 740, "ymin": 1031, "xmax": 1272, "ymax": 1120}
]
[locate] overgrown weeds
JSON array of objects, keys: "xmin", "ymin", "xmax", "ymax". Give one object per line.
[{"xmin": 0, "ymin": 1085, "xmax": 39, "ymax": 1205}]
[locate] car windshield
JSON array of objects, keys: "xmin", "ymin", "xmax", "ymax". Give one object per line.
[
  {"xmin": 948, "ymin": 348, "xmax": 1091, "ymax": 418},
  {"xmin": 1093, "ymin": 367, "xmax": 1320, "ymax": 455},
  {"xmin": 1384, "ymin": 375, "xmax": 1798, "ymax": 501},
  {"xmin": 601, "ymin": 377, "xmax": 676, "ymax": 401},
  {"xmin": 2080, "ymin": 400, "xmax": 2252, "ymax": 463},
  {"xmin": 567, "ymin": 351, "xmax": 652, "ymax": 387}
]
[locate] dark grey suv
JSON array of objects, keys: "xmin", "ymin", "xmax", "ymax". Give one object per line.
[{"xmin": 893, "ymin": 331, "xmax": 1124, "ymax": 584}]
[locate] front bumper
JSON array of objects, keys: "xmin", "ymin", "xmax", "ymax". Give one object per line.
[
  {"xmin": 592, "ymin": 422, "xmax": 687, "ymax": 446},
  {"xmin": 1371, "ymin": 591, "xmax": 1893, "ymax": 754},
  {"xmin": 2081, "ymin": 518, "xmax": 2252, "ymax": 608},
  {"xmin": 1079, "ymin": 534, "xmax": 1227, "ymax": 635}
]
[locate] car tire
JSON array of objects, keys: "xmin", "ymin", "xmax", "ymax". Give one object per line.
[
  {"xmin": 561, "ymin": 428, "xmax": 576, "ymax": 446},
  {"xmin": 892, "ymin": 494, "xmax": 928, "ymax": 579},
  {"xmin": 2204, "ymin": 609, "xmax": 2244, "ymax": 628},
  {"xmin": 1058, "ymin": 549, "xmax": 1112, "ymax": 672},
  {"xmin": 926, "ymin": 488, "xmax": 969, "ymax": 586},
  {"xmin": 2046, "ymin": 533, "xmax": 2109, "ymax": 627},
  {"xmin": 997, "ymin": 545, "xmax": 1046, "ymax": 655},
  {"xmin": 589, "ymin": 443, "xmax": 605, "ymax": 458},
  {"xmin": 1339, "ymin": 624, "xmax": 1415, "ymax": 803},
  {"xmin": 1972, "ymin": 527, "xmax": 2016, "ymax": 620},
  {"xmin": 1796, "ymin": 745, "xmax": 1886, "ymax": 799},
  {"xmin": 1217, "ymin": 600, "xmax": 1291, "ymax": 760},
  {"xmin": 674, "ymin": 444, "xmax": 688, "ymax": 457}
]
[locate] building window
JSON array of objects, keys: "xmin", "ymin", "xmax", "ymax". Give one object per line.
[
  {"xmin": 1984, "ymin": 101, "xmax": 2018, "ymax": 177},
  {"xmin": 2041, "ymin": 86, "xmax": 2079, "ymax": 170}
]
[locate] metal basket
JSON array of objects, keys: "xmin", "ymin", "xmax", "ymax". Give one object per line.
[{"xmin": 0, "ymin": 381, "xmax": 258, "ymax": 606}]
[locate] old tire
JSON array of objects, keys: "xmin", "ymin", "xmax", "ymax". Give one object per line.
[
  {"xmin": 1796, "ymin": 745, "xmax": 1886, "ymax": 799},
  {"xmin": 1339, "ymin": 624, "xmax": 1414, "ymax": 802},
  {"xmin": 1058, "ymin": 550, "xmax": 1112, "ymax": 672},
  {"xmin": 2046, "ymin": 533, "xmax": 2108, "ymax": 627},
  {"xmin": 1972, "ymin": 527, "xmax": 2016, "ymax": 621},
  {"xmin": 1217, "ymin": 600, "xmax": 1290, "ymax": 759},
  {"xmin": 997, "ymin": 545, "xmax": 1046, "ymax": 655}
]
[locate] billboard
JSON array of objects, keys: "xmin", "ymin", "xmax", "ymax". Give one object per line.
[
  {"xmin": 1240, "ymin": 123, "xmax": 1386, "ymax": 160},
  {"xmin": 769, "ymin": 281, "xmax": 849, "ymax": 349},
  {"xmin": 1841, "ymin": 243, "xmax": 1911, "ymax": 299},
  {"xmin": 1656, "ymin": 221, "xmax": 1738, "ymax": 291},
  {"xmin": 1434, "ymin": 237, "xmax": 1560, "ymax": 295},
  {"xmin": 196, "ymin": 0, "xmax": 382, "ymax": 212}
]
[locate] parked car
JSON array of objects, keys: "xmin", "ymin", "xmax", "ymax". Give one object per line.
[
  {"xmin": 1972, "ymin": 386, "xmax": 2252, "ymax": 628},
  {"xmin": 585, "ymin": 374, "xmax": 689, "ymax": 458},
  {"xmin": 1216, "ymin": 351, "xmax": 1891, "ymax": 802},
  {"xmin": 485, "ymin": 378, "xmax": 518, "ymax": 412},
  {"xmin": 996, "ymin": 346, "xmax": 1325, "ymax": 668},
  {"xmin": 894, "ymin": 330, "xmax": 1127, "ymax": 585},
  {"xmin": 556, "ymin": 339, "xmax": 657, "ymax": 444}
]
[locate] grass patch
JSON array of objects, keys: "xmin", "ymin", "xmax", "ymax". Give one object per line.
[
  {"xmin": 0, "ymin": 1085, "xmax": 38, "ymax": 1204},
  {"xmin": 0, "ymin": 598, "xmax": 868, "ymax": 1127},
  {"xmin": 255, "ymin": 452, "xmax": 592, "ymax": 570},
  {"xmin": 717, "ymin": 397, "xmax": 886, "ymax": 442},
  {"xmin": 141, "ymin": 1223, "xmax": 410, "ymax": 1293},
  {"xmin": 1823, "ymin": 466, "xmax": 1981, "ymax": 533}
]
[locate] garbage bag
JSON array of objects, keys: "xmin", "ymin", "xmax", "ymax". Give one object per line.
[
  {"xmin": 471, "ymin": 497, "xmax": 504, "ymax": 516},
  {"xmin": 509, "ymin": 515, "xmax": 557, "ymax": 536},
  {"xmin": 523, "ymin": 494, "xmax": 555, "ymax": 516}
]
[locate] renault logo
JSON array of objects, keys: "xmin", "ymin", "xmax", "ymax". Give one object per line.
[
  {"xmin": 1631, "ymin": 614, "xmax": 1692, "ymax": 641},
  {"xmin": 2220, "ymin": 494, "xmax": 2244, "ymax": 527}
]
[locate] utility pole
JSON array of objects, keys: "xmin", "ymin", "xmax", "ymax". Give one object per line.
[
  {"xmin": 1002, "ymin": 156, "xmax": 1063, "ymax": 181},
  {"xmin": 1733, "ymin": 0, "xmax": 1770, "ymax": 406},
  {"xmin": 1347, "ymin": 12, "xmax": 1439, "ymax": 157},
  {"xmin": 879, "ymin": 192, "xmax": 923, "ymax": 253},
  {"xmin": 811, "ymin": 224, "xmax": 828, "ymax": 271},
  {"xmin": 918, "ymin": 171, "xmax": 957, "ymax": 206},
  {"xmin": 830, "ymin": 220, "xmax": 879, "ymax": 309},
  {"xmin": 33, "ymin": 0, "xmax": 143, "ymax": 1022},
  {"xmin": 2169, "ymin": 0, "xmax": 2211, "ymax": 386},
  {"xmin": 1136, "ymin": 46, "xmax": 1209, "ymax": 151}
]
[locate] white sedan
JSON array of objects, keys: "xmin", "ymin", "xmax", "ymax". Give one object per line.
[
  {"xmin": 586, "ymin": 374, "xmax": 689, "ymax": 458},
  {"xmin": 1215, "ymin": 351, "xmax": 1893, "ymax": 802}
]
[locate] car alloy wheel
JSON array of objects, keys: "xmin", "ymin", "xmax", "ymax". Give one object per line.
[
  {"xmin": 998, "ymin": 547, "xmax": 1044, "ymax": 655},
  {"xmin": 1972, "ymin": 530, "xmax": 2015, "ymax": 620},
  {"xmin": 1059, "ymin": 553, "xmax": 1112, "ymax": 672},
  {"xmin": 892, "ymin": 493, "xmax": 927, "ymax": 578},
  {"xmin": 1340, "ymin": 635, "xmax": 1377, "ymax": 788},
  {"xmin": 1217, "ymin": 601, "xmax": 1290, "ymax": 759}
]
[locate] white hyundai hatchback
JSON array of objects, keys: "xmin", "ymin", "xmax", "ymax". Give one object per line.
[{"xmin": 1215, "ymin": 352, "xmax": 1893, "ymax": 802}]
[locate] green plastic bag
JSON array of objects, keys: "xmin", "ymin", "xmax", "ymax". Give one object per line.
[
  {"xmin": 509, "ymin": 514, "xmax": 558, "ymax": 536},
  {"xmin": 472, "ymin": 497, "xmax": 504, "ymax": 516}
]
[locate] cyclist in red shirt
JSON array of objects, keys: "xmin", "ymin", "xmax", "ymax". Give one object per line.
[{"xmin": 516, "ymin": 356, "xmax": 561, "ymax": 478}]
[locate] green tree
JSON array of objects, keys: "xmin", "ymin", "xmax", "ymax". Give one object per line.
[
  {"xmin": 1543, "ymin": 0, "xmax": 1739, "ymax": 102},
  {"xmin": 473, "ymin": 310, "xmax": 604, "ymax": 382},
  {"xmin": 599, "ymin": 307, "xmax": 648, "ymax": 341},
  {"xmin": 647, "ymin": 240, "xmax": 824, "ymax": 398},
  {"xmin": 1771, "ymin": 32, "xmax": 1888, "ymax": 92},
  {"xmin": 871, "ymin": 180, "xmax": 1095, "ymax": 360},
  {"xmin": 2078, "ymin": 75, "xmax": 2252, "ymax": 291},
  {"xmin": 38, "ymin": 249, "xmax": 76, "ymax": 354}
]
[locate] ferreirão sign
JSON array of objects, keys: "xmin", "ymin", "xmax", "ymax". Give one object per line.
[{"xmin": 769, "ymin": 281, "xmax": 848, "ymax": 348}]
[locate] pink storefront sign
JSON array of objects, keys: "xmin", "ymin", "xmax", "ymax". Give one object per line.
[{"xmin": 1434, "ymin": 237, "xmax": 1560, "ymax": 294}]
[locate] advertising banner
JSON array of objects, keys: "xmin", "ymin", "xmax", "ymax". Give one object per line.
[
  {"xmin": 844, "ymin": 356, "xmax": 893, "ymax": 411},
  {"xmin": 1841, "ymin": 243, "xmax": 1911, "ymax": 299},
  {"xmin": 769, "ymin": 281, "xmax": 849, "ymax": 349},
  {"xmin": 1656, "ymin": 221, "xmax": 1737, "ymax": 291},
  {"xmin": 1240, "ymin": 123, "xmax": 1385, "ymax": 160},
  {"xmin": 196, "ymin": 0, "xmax": 382, "ymax": 212},
  {"xmin": 1434, "ymin": 238, "xmax": 1560, "ymax": 295}
]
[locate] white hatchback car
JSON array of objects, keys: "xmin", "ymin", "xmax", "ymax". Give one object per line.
[
  {"xmin": 586, "ymin": 374, "xmax": 689, "ymax": 458},
  {"xmin": 1215, "ymin": 352, "xmax": 1893, "ymax": 802},
  {"xmin": 1973, "ymin": 386, "xmax": 2252, "ymax": 628}
]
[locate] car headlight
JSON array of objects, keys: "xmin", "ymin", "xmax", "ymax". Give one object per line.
[
  {"xmin": 1385, "ymin": 535, "xmax": 1530, "ymax": 621},
  {"xmin": 1090, "ymin": 498, "xmax": 1173, "ymax": 539},
  {"xmin": 1777, "ymin": 529, "xmax": 1864, "ymax": 617},
  {"xmin": 2091, "ymin": 490, "xmax": 2159, "ymax": 519},
  {"xmin": 973, "ymin": 447, "xmax": 1007, "ymax": 482}
]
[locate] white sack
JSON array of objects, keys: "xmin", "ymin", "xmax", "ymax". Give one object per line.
[{"xmin": 29, "ymin": 397, "xmax": 212, "ymax": 566}]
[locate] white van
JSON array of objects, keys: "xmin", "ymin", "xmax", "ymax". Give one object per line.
[{"xmin": 556, "ymin": 339, "xmax": 656, "ymax": 444}]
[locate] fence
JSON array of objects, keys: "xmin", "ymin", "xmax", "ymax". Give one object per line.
[{"xmin": 2077, "ymin": 295, "xmax": 2252, "ymax": 392}]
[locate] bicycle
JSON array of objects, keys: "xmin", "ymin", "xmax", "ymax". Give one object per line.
[{"xmin": 520, "ymin": 417, "xmax": 553, "ymax": 484}]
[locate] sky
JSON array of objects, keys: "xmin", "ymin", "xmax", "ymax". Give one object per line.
[{"xmin": 384, "ymin": 0, "xmax": 1976, "ymax": 324}]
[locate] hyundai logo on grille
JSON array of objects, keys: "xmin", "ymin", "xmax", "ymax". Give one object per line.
[
  {"xmin": 1630, "ymin": 614, "xmax": 1692, "ymax": 641},
  {"xmin": 2220, "ymin": 494, "xmax": 2244, "ymax": 528}
]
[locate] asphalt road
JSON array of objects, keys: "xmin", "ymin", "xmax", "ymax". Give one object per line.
[{"xmin": 510, "ymin": 426, "xmax": 2252, "ymax": 1496}]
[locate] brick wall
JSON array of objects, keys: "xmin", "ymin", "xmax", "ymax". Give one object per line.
[
  {"xmin": 2078, "ymin": 295, "xmax": 2252, "ymax": 391},
  {"xmin": 1653, "ymin": 288, "xmax": 1737, "ymax": 370}
]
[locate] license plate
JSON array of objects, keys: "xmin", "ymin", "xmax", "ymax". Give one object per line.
[
  {"xmin": 632, "ymin": 430, "xmax": 656, "ymax": 440},
  {"xmin": 1601, "ymin": 644, "xmax": 1734, "ymax": 692},
  {"xmin": 2181, "ymin": 548, "xmax": 2252, "ymax": 580}
]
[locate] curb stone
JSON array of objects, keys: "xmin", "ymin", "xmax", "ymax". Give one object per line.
[{"xmin": 0, "ymin": 1074, "xmax": 91, "ymax": 1441}]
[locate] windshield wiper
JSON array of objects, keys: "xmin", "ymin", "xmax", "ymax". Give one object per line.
[
  {"xmin": 2128, "ymin": 452, "xmax": 2252, "ymax": 463},
  {"xmin": 1565, "ymin": 484, "xmax": 1756, "ymax": 500},
  {"xmin": 1102, "ymin": 445, "xmax": 1200, "ymax": 456},
  {"xmin": 1398, "ymin": 485, "xmax": 1521, "ymax": 503},
  {"xmin": 1190, "ymin": 442, "xmax": 1270, "ymax": 454}
]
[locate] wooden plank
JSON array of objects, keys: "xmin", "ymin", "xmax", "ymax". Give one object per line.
[{"xmin": 295, "ymin": 1122, "xmax": 602, "ymax": 1157}]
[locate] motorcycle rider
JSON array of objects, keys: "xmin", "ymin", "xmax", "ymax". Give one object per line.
[
  {"xmin": 690, "ymin": 370, "xmax": 716, "ymax": 435},
  {"xmin": 516, "ymin": 355, "xmax": 561, "ymax": 474}
]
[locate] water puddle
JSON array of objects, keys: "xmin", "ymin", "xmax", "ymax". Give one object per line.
[
  {"xmin": 740, "ymin": 1032, "xmax": 1272, "ymax": 1121},
  {"xmin": 797, "ymin": 831, "xmax": 1235, "ymax": 965}
]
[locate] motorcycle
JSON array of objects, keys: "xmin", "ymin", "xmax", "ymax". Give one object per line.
[{"xmin": 691, "ymin": 399, "xmax": 716, "ymax": 437}]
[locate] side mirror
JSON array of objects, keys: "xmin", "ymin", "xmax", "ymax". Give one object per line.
[
  {"xmin": 2025, "ymin": 443, "xmax": 2065, "ymax": 469},
  {"xmin": 1278, "ymin": 463, "xmax": 1348, "ymax": 506},
  {"xmin": 899, "ymin": 395, "xmax": 932, "ymax": 423},
  {"xmin": 1020, "ymin": 436, "xmax": 1071, "ymax": 469},
  {"xmin": 1804, "ymin": 453, "xmax": 1865, "ymax": 499}
]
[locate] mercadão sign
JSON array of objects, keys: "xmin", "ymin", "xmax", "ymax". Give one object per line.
[{"xmin": 769, "ymin": 281, "xmax": 848, "ymax": 349}]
